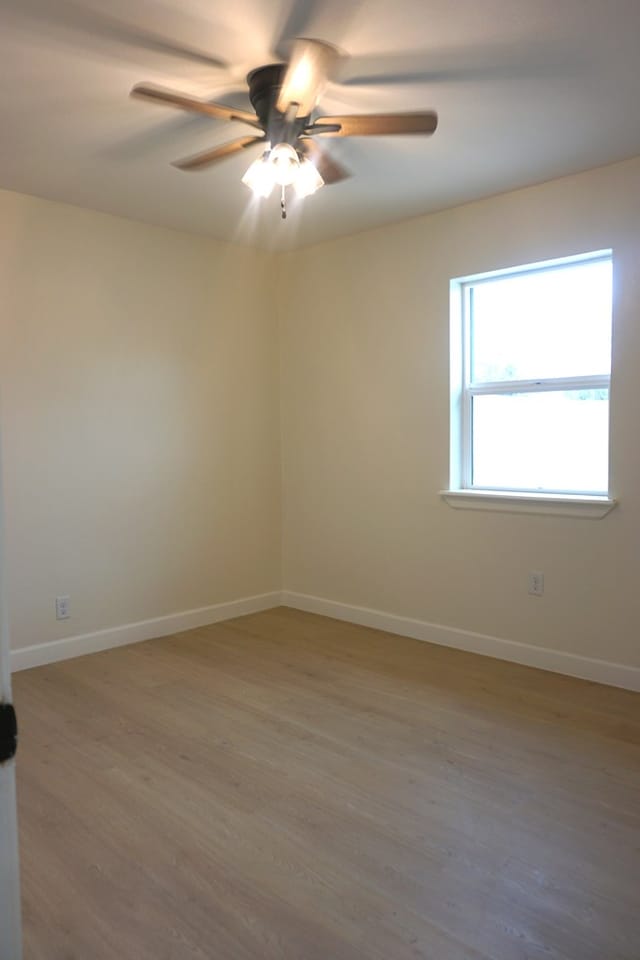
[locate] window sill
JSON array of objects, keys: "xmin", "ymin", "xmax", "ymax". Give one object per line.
[{"xmin": 440, "ymin": 490, "xmax": 617, "ymax": 519}]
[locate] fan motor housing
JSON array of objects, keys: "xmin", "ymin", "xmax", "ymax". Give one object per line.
[{"xmin": 247, "ymin": 63, "xmax": 309, "ymax": 147}]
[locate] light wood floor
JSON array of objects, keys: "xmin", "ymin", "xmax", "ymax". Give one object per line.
[{"xmin": 13, "ymin": 607, "xmax": 640, "ymax": 960}]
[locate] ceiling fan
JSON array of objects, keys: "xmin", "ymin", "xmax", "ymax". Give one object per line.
[{"xmin": 131, "ymin": 39, "xmax": 438, "ymax": 218}]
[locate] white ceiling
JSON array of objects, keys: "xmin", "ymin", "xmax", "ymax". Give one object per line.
[{"xmin": 2, "ymin": 0, "xmax": 640, "ymax": 250}]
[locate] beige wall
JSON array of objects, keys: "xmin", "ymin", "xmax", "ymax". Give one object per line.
[
  {"xmin": 279, "ymin": 157, "xmax": 640, "ymax": 668},
  {"xmin": 3, "ymin": 157, "xmax": 639, "ymax": 671},
  {"xmin": 0, "ymin": 190, "xmax": 281, "ymax": 651}
]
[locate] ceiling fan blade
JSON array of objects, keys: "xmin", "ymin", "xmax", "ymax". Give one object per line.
[
  {"xmin": 98, "ymin": 25, "xmax": 225, "ymax": 69},
  {"xmin": 131, "ymin": 84, "xmax": 261, "ymax": 129},
  {"xmin": 336, "ymin": 52, "xmax": 453, "ymax": 87},
  {"xmin": 309, "ymin": 112, "xmax": 438, "ymax": 137},
  {"xmin": 276, "ymin": 39, "xmax": 339, "ymax": 117},
  {"xmin": 72, "ymin": 12, "xmax": 225, "ymax": 68},
  {"xmin": 4, "ymin": 0, "xmax": 228, "ymax": 69},
  {"xmin": 172, "ymin": 136, "xmax": 265, "ymax": 171},
  {"xmin": 337, "ymin": 41, "xmax": 578, "ymax": 87},
  {"xmin": 272, "ymin": 0, "xmax": 323, "ymax": 60},
  {"xmin": 299, "ymin": 139, "xmax": 350, "ymax": 185}
]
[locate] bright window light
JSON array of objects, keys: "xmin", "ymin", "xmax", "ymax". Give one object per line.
[{"xmin": 451, "ymin": 251, "xmax": 613, "ymax": 496}]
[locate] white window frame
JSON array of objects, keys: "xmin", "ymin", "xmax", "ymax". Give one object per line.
[{"xmin": 443, "ymin": 251, "xmax": 617, "ymax": 518}]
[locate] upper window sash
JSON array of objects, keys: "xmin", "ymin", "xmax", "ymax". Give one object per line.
[
  {"xmin": 460, "ymin": 253, "xmax": 613, "ymax": 387},
  {"xmin": 461, "ymin": 251, "xmax": 613, "ymax": 289}
]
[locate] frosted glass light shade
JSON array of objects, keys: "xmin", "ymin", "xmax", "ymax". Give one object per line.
[
  {"xmin": 242, "ymin": 144, "xmax": 325, "ymax": 201},
  {"xmin": 294, "ymin": 158, "xmax": 324, "ymax": 197},
  {"xmin": 270, "ymin": 143, "xmax": 300, "ymax": 186},
  {"xmin": 241, "ymin": 154, "xmax": 275, "ymax": 197}
]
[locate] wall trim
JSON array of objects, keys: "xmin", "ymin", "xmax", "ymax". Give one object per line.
[
  {"xmin": 10, "ymin": 592, "xmax": 282, "ymax": 672},
  {"xmin": 281, "ymin": 591, "xmax": 640, "ymax": 692},
  {"xmin": 12, "ymin": 588, "xmax": 640, "ymax": 692}
]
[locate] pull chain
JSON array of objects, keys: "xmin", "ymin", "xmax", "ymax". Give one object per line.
[{"xmin": 280, "ymin": 185, "xmax": 287, "ymax": 220}]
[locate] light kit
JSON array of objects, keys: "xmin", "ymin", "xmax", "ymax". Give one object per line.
[{"xmin": 241, "ymin": 141, "xmax": 324, "ymax": 216}]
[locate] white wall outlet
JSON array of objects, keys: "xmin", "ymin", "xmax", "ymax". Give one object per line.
[
  {"xmin": 55, "ymin": 595, "xmax": 70, "ymax": 620},
  {"xmin": 528, "ymin": 572, "xmax": 544, "ymax": 597}
]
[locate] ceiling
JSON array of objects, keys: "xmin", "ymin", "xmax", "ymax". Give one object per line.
[{"xmin": 2, "ymin": 0, "xmax": 640, "ymax": 250}]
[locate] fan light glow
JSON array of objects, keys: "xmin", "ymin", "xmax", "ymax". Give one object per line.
[
  {"xmin": 276, "ymin": 39, "xmax": 338, "ymax": 117},
  {"xmin": 294, "ymin": 158, "xmax": 325, "ymax": 198},
  {"xmin": 242, "ymin": 144, "xmax": 324, "ymax": 200},
  {"xmin": 241, "ymin": 154, "xmax": 275, "ymax": 198},
  {"xmin": 270, "ymin": 142, "xmax": 300, "ymax": 186}
]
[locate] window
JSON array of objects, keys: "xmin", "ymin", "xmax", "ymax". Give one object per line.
[{"xmin": 449, "ymin": 250, "xmax": 613, "ymax": 503}]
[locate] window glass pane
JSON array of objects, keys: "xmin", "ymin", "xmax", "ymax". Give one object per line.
[
  {"xmin": 472, "ymin": 390, "xmax": 609, "ymax": 493},
  {"xmin": 470, "ymin": 258, "xmax": 612, "ymax": 383}
]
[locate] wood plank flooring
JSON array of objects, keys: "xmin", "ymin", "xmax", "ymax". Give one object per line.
[{"xmin": 12, "ymin": 607, "xmax": 640, "ymax": 960}]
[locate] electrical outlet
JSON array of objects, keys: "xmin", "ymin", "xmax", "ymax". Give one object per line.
[
  {"xmin": 55, "ymin": 595, "xmax": 70, "ymax": 620},
  {"xmin": 528, "ymin": 572, "xmax": 544, "ymax": 597}
]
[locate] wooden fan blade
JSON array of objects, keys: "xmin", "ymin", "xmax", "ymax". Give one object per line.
[
  {"xmin": 272, "ymin": 0, "xmax": 322, "ymax": 60},
  {"xmin": 299, "ymin": 139, "xmax": 350, "ymax": 185},
  {"xmin": 6, "ymin": 0, "xmax": 227, "ymax": 69},
  {"xmin": 131, "ymin": 84, "xmax": 261, "ymax": 129},
  {"xmin": 308, "ymin": 112, "xmax": 438, "ymax": 137},
  {"xmin": 337, "ymin": 42, "xmax": 577, "ymax": 87},
  {"xmin": 173, "ymin": 136, "xmax": 265, "ymax": 171}
]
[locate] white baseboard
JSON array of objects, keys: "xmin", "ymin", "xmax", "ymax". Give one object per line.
[
  {"xmin": 10, "ymin": 592, "xmax": 282, "ymax": 672},
  {"xmin": 281, "ymin": 591, "xmax": 640, "ymax": 692},
  {"xmin": 12, "ymin": 587, "xmax": 640, "ymax": 693}
]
